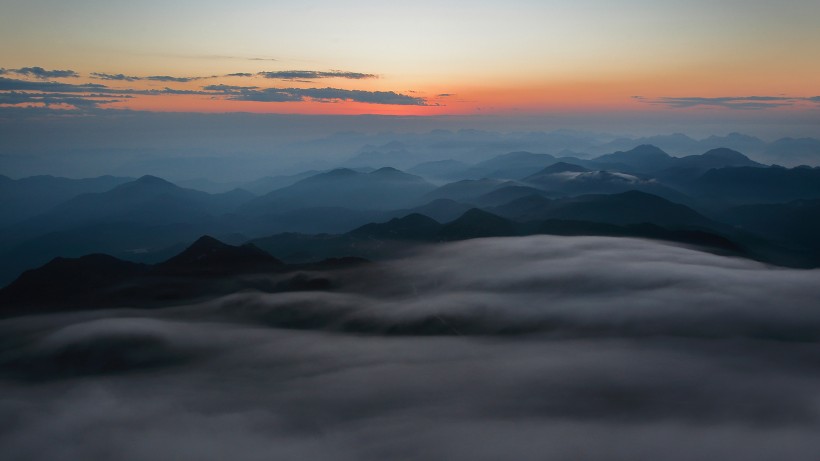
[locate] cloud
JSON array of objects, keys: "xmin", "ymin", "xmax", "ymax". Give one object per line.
[
  {"xmin": 635, "ymin": 95, "xmax": 820, "ymax": 110},
  {"xmin": 256, "ymin": 70, "xmax": 377, "ymax": 80},
  {"xmin": 144, "ymin": 75, "xmax": 205, "ymax": 83},
  {"xmin": 5, "ymin": 67, "xmax": 79, "ymax": 79},
  {"xmin": 2, "ymin": 236, "xmax": 820, "ymax": 460},
  {"xmin": 225, "ymin": 73, "xmax": 254, "ymax": 77},
  {"xmin": 0, "ymin": 91, "xmax": 121, "ymax": 109},
  {"xmin": 202, "ymin": 84, "xmax": 258, "ymax": 92},
  {"xmin": 226, "ymin": 87, "xmax": 429, "ymax": 105},
  {"xmin": 90, "ymin": 72, "xmax": 141, "ymax": 82},
  {"xmin": 0, "ymin": 77, "xmax": 109, "ymax": 93}
]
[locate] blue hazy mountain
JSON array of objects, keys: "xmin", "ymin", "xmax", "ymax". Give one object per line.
[
  {"xmin": 0, "ymin": 174, "xmax": 133, "ymax": 228},
  {"xmin": 240, "ymin": 167, "xmax": 435, "ymax": 214}
]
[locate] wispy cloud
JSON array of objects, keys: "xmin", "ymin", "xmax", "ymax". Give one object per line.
[
  {"xmin": 223, "ymin": 87, "xmax": 429, "ymax": 105},
  {"xmin": 90, "ymin": 72, "xmax": 141, "ymax": 82},
  {"xmin": 255, "ymin": 70, "xmax": 377, "ymax": 81},
  {"xmin": 144, "ymin": 75, "xmax": 208, "ymax": 83},
  {"xmin": 635, "ymin": 95, "xmax": 820, "ymax": 110},
  {"xmin": 2, "ymin": 67, "xmax": 79, "ymax": 79}
]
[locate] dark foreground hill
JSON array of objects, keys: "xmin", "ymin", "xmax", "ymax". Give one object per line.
[{"xmin": 0, "ymin": 236, "xmax": 364, "ymax": 315}]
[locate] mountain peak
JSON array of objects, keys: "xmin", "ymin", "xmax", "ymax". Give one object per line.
[
  {"xmin": 627, "ymin": 144, "xmax": 670, "ymax": 157},
  {"xmin": 135, "ymin": 175, "xmax": 174, "ymax": 185},
  {"xmin": 158, "ymin": 235, "xmax": 281, "ymax": 275}
]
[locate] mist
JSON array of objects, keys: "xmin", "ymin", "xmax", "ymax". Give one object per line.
[{"xmin": 2, "ymin": 236, "xmax": 820, "ymax": 460}]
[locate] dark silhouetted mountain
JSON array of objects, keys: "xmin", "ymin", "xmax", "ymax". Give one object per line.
[
  {"xmin": 407, "ymin": 159, "xmax": 472, "ymax": 181},
  {"xmin": 240, "ymin": 170, "xmax": 320, "ymax": 195},
  {"xmin": 592, "ymin": 145, "xmax": 675, "ymax": 173},
  {"xmin": 522, "ymin": 166, "xmax": 690, "ymax": 204},
  {"xmin": 403, "ymin": 199, "xmax": 474, "ymax": 223},
  {"xmin": 492, "ymin": 190, "xmax": 716, "ymax": 229},
  {"xmin": 464, "ymin": 151, "xmax": 557, "ymax": 179},
  {"xmin": 693, "ymin": 166, "xmax": 820, "ymax": 203},
  {"xmin": 241, "ymin": 167, "xmax": 435, "ymax": 213},
  {"xmin": 350, "ymin": 214, "xmax": 441, "ymax": 241},
  {"xmin": 0, "ymin": 174, "xmax": 133, "ymax": 228},
  {"xmin": 15, "ymin": 175, "xmax": 252, "ymax": 234},
  {"xmin": 533, "ymin": 161, "xmax": 591, "ymax": 175},
  {"xmin": 654, "ymin": 148, "xmax": 764, "ymax": 185},
  {"xmin": 723, "ymin": 200, "xmax": 820, "ymax": 253},
  {"xmin": 156, "ymin": 235, "xmax": 282, "ymax": 275},
  {"xmin": 0, "ymin": 254, "xmax": 148, "ymax": 310},
  {"xmin": 438, "ymin": 209, "xmax": 518, "ymax": 240},
  {"xmin": 0, "ymin": 235, "xmax": 364, "ymax": 313},
  {"xmin": 345, "ymin": 141, "xmax": 414, "ymax": 168},
  {"xmin": 473, "ymin": 185, "xmax": 557, "ymax": 207},
  {"xmin": 423, "ymin": 178, "xmax": 519, "ymax": 202},
  {"xmin": 763, "ymin": 138, "xmax": 820, "ymax": 166}
]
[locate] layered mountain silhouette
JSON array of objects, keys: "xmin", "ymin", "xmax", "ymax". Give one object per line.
[
  {"xmin": 0, "ymin": 236, "xmax": 355, "ymax": 314},
  {"xmin": 240, "ymin": 167, "xmax": 435, "ymax": 214},
  {"xmin": 0, "ymin": 174, "xmax": 133, "ymax": 227},
  {"xmin": 3, "ymin": 140, "xmax": 820, "ymax": 291}
]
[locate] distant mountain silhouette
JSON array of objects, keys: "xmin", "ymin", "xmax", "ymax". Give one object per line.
[
  {"xmin": 438, "ymin": 209, "xmax": 518, "ymax": 240},
  {"xmin": 240, "ymin": 170, "xmax": 319, "ymax": 195},
  {"xmin": 350, "ymin": 214, "xmax": 441, "ymax": 241},
  {"xmin": 407, "ymin": 159, "xmax": 472, "ymax": 181},
  {"xmin": 0, "ymin": 174, "xmax": 132, "ymax": 228},
  {"xmin": 241, "ymin": 167, "xmax": 434, "ymax": 213},
  {"xmin": 156, "ymin": 235, "xmax": 282, "ymax": 276},
  {"xmin": 0, "ymin": 236, "xmax": 359, "ymax": 314},
  {"xmin": 522, "ymin": 164, "xmax": 689, "ymax": 203},
  {"xmin": 15, "ymin": 175, "xmax": 251, "ymax": 233},
  {"xmin": 423, "ymin": 178, "xmax": 520, "ymax": 202},
  {"xmin": 0, "ymin": 254, "xmax": 148, "ymax": 310},
  {"xmin": 654, "ymin": 148, "xmax": 764, "ymax": 185},
  {"xmin": 763, "ymin": 138, "xmax": 820, "ymax": 166},
  {"xmin": 491, "ymin": 190, "xmax": 716, "ymax": 229},
  {"xmin": 592, "ymin": 145, "xmax": 674, "ymax": 173},
  {"xmin": 464, "ymin": 151, "xmax": 557, "ymax": 179},
  {"xmin": 473, "ymin": 185, "xmax": 557, "ymax": 207},
  {"xmin": 692, "ymin": 166, "xmax": 820, "ymax": 203},
  {"xmin": 404, "ymin": 199, "xmax": 474, "ymax": 223}
]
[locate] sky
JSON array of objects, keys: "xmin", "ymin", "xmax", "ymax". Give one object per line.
[{"xmin": 1, "ymin": 0, "xmax": 819, "ymax": 119}]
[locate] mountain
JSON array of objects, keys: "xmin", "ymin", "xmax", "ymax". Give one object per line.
[
  {"xmin": 472, "ymin": 185, "xmax": 557, "ymax": 207},
  {"xmin": 654, "ymin": 148, "xmax": 765, "ymax": 185},
  {"xmin": 407, "ymin": 159, "xmax": 472, "ymax": 181},
  {"xmin": 403, "ymin": 199, "xmax": 474, "ymax": 223},
  {"xmin": 463, "ymin": 151, "xmax": 557, "ymax": 179},
  {"xmin": 0, "ymin": 174, "xmax": 133, "ymax": 228},
  {"xmin": 15, "ymin": 175, "xmax": 251, "ymax": 233},
  {"xmin": 692, "ymin": 166, "xmax": 820, "ymax": 204},
  {"xmin": 522, "ymin": 165, "xmax": 689, "ymax": 203},
  {"xmin": 491, "ymin": 190, "xmax": 716, "ymax": 229},
  {"xmin": 0, "ymin": 254, "xmax": 149, "ymax": 310},
  {"xmin": 240, "ymin": 170, "xmax": 320, "ymax": 195},
  {"xmin": 438, "ymin": 208, "xmax": 518, "ymax": 240},
  {"xmin": 723, "ymin": 200, "xmax": 820, "ymax": 253},
  {"xmin": 423, "ymin": 178, "xmax": 520, "ymax": 202},
  {"xmin": 350, "ymin": 214, "xmax": 441, "ymax": 241},
  {"xmin": 763, "ymin": 138, "xmax": 820, "ymax": 166},
  {"xmin": 156, "ymin": 235, "xmax": 282, "ymax": 275},
  {"xmin": 241, "ymin": 167, "xmax": 435, "ymax": 213},
  {"xmin": 0, "ymin": 235, "xmax": 359, "ymax": 313},
  {"xmin": 592, "ymin": 145, "xmax": 674, "ymax": 173}
]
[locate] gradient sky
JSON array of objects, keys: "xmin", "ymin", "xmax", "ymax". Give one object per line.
[{"xmin": 1, "ymin": 0, "xmax": 819, "ymax": 117}]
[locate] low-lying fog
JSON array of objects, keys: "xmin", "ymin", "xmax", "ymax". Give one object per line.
[{"xmin": 2, "ymin": 236, "xmax": 820, "ymax": 460}]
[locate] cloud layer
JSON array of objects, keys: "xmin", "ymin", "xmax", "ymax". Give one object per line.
[
  {"xmin": 2, "ymin": 236, "xmax": 820, "ymax": 460},
  {"xmin": 635, "ymin": 95, "xmax": 820, "ymax": 110}
]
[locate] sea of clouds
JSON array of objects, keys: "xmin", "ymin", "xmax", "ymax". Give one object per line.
[{"xmin": 2, "ymin": 235, "xmax": 820, "ymax": 460}]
